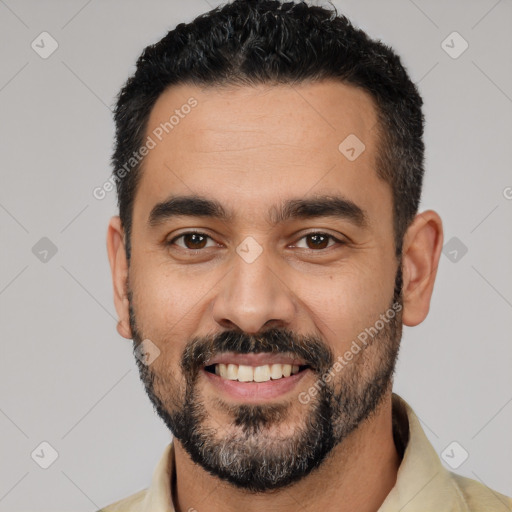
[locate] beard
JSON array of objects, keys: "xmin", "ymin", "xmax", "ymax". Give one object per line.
[{"xmin": 129, "ymin": 265, "xmax": 403, "ymax": 493}]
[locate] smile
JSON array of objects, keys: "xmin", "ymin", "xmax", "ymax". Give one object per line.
[
  {"xmin": 204, "ymin": 363, "xmax": 310, "ymax": 382},
  {"xmin": 201, "ymin": 353, "xmax": 313, "ymax": 401}
]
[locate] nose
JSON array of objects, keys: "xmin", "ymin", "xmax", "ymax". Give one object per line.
[{"xmin": 211, "ymin": 246, "xmax": 296, "ymax": 334}]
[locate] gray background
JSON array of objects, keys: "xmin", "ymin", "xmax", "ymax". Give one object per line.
[{"xmin": 1, "ymin": 0, "xmax": 511, "ymax": 510}]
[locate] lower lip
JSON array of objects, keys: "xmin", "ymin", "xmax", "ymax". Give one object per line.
[{"xmin": 202, "ymin": 368, "xmax": 311, "ymax": 402}]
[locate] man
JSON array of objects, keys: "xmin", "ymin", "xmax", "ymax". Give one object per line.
[{"xmin": 100, "ymin": 1, "xmax": 512, "ymax": 511}]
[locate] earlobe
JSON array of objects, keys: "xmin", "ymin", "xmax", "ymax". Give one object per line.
[
  {"xmin": 400, "ymin": 210, "xmax": 443, "ymax": 327},
  {"xmin": 106, "ymin": 216, "xmax": 133, "ymax": 339},
  {"xmin": 117, "ymin": 320, "xmax": 131, "ymax": 339}
]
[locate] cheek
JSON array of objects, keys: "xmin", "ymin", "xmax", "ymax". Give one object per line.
[
  {"xmin": 130, "ymin": 254, "xmax": 204, "ymax": 327},
  {"xmin": 149, "ymin": 359, "xmax": 188, "ymax": 411},
  {"xmin": 128, "ymin": 262, "xmax": 193, "ymax": 362},
  {"xmin": 298, "ymin": 261, "xmax": 394, "ymax": 350}
]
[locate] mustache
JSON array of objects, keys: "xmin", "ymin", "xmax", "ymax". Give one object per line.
[{"xmin": 181, "ymin": 327, "xmax": 334, "ymax": 379}]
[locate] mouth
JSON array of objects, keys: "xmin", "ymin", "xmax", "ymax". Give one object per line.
[
  {"xmin": 201, "ymin": 353, "xmax": 313, "ymax": 402},
  {"xmin": 204, "ymin": 362, "xmax": 311, "ymax": 382}
]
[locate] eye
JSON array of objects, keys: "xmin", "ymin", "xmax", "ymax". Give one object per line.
[
  {"xmin": 294, "ymin": 232, "xmax": 344, "ymax": 250},
  {"xmin": 167, "ymin": 231, "xmax": 345, "ymax": 252},
  {"xmin": 168, "ymin": 232, "xmax": 218, "ymax": 250}
]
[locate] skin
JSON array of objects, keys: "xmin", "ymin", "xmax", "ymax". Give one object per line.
[{"xmin": 107, "ymin": 80, "xmax": 443, "ymax": 512}]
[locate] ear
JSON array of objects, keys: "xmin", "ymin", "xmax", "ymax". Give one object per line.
[
  {"xmin": 106, "ymin": 216, "xmax": 132, "ymax": 339},
  {"xmin": 401, "ymin": 210, "xmax": 443, "ymax": 327}
]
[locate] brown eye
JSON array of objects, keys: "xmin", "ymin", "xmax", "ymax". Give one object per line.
[
  {"xmin": 183, "ymin": 233, "xmax": 207, "ymax": 249},
  {"xmin": 306, "ymin": 234, "xmax": 329, "ymax": 249},
  {"xmin": 295, "ymin": 232, "xmax": 343, "ymax": 250},
  {"xmin": 169, "ymin": 232, "xmax": 215, "ymax": 250}
]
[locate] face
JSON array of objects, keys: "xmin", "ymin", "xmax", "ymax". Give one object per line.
[{"xmin": 126, "ymin": 80, "xmax": 402, "ymax": 491}]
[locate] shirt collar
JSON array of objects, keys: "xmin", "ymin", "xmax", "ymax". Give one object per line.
[
  {"xmin": 141, "ymin": 441, "xmax": 175, "ymax": 511},
  {"xmin": 377, "ymin": 393, "xmax": 469, "ymax": 511}
]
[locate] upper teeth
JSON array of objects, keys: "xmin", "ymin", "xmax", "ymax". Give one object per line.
[{"xmin": 213, "ymin": 363, "xmax": 301, "ymax": 382}]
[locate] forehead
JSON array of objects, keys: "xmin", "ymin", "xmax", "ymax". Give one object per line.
[{"xmin": 133, "ymin": 80, "xmax": 390, "ymax": 228}]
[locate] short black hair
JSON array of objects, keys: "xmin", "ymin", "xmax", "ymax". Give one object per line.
[{"xmin": 112, "ymin": 0, "xmax": 425, "ymax": 259}]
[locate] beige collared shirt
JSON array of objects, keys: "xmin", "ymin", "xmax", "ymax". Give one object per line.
[{"xmin": 99, "ymin": 394, "xmax": 512, "ymax": 511}]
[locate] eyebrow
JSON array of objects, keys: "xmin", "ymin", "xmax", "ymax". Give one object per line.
[{"xmin": 148, "ymin": 194, "xmax": 368, "ymax": 228}]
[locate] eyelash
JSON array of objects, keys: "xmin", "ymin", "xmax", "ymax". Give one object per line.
[{"xmin": 167, "ymin": 231, "xmax": 346, "ymax": 252}]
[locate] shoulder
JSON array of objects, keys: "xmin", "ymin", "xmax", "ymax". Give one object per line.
[
  {"xmin": 449, "ymin": 472, "xmax": 512, "ymax": 511},
  {"xmin": 96, "ymin": 488, "xmax": 148, "ymax": 512}
]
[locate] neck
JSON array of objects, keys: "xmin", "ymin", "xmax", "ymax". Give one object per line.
[{"xmin": 173, "ymin": 392, "xmax": 400, "ymax": 512}]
